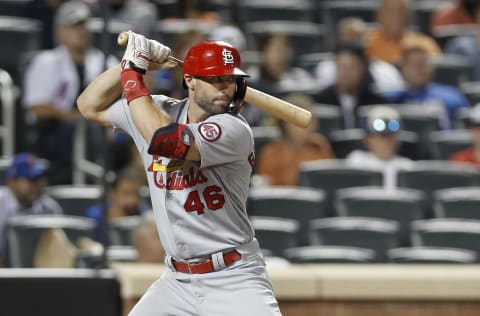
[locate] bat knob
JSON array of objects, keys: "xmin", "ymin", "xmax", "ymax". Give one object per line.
[{"xmin": 117, "ymin": 32, "xmax": 128, "ymax": 45}]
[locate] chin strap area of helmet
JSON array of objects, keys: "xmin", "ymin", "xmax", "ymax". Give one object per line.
[{"xmin": 228, "ymin": 77, "xmax": 247, "ymax": 114}]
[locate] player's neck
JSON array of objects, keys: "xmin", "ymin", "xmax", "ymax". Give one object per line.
[{"xmin": 187, "ymin": 101, "xmax": 210, "ymax": 123}]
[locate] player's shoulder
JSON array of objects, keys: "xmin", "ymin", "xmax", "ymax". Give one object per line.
[
  {"xmin": 199, "ymin": 112, "xmax": 253, "ymax": 142},
  {"xmin": 151, "ymin": 95, "xmax": 185, "ymax": 109},
  {"xmin": 207, "ymin": 112, "xmax": 251, "ymax": 132}
]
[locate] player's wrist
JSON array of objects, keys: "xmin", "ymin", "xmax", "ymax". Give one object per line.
[
  {"xmin": 120, "ymin": 68, "xmax": 150, "ymax": 103},
  {"xmin": 122, "ymin": 60, "xmax": 147, "ymax": 74}
]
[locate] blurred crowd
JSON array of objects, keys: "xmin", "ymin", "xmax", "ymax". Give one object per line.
[{"xmin": 1, "ymin": 0, "xmax": 480, "ymax": 267}]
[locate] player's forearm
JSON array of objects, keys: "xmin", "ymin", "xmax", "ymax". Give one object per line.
[
  {"xmin": 129, "ymin": 96, "xmax": 172, "ymax": 142},
  {"xmin": 118, "ymin": 31, "xmax": 174, "ymax": 141},
  {"xmin": 77, "ymin": 64, "xmax": 123, "ymax": 121}
]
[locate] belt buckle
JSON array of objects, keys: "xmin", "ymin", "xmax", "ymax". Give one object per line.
[
  {"xmin": 186, "ymin": 257, "xmax": 207, "ymax": 264},
  {"xmin": 185, "ymin": 259, "xmax": 203, "ymax": 274},
  {"xmin": 173, "ymin": 256, "xmax": 208, "ymax": 274}
]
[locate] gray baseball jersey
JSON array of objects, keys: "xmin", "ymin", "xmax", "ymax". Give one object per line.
[{"xmin": 108, "ymin": 96, "xmax": 255, "ymax": 260}]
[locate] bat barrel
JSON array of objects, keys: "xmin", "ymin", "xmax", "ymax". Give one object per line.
[{"xmin": 244, "ymin": 88, "xmax": 312, "ymax": 128}]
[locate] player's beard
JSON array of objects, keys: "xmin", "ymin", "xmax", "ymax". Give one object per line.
[{"xmin": 195, "ymin": 92, "xmax": 233, "ymax": 115}]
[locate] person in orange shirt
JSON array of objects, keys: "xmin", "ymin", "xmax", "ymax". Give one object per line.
[
  {"xmin": 365, "ymin": 0, "xmax": 441, "ymax": 64},
  {"xmin": 256, "ymin": 94, "xmax": 335, "ymax": 186},
  {"xmin": 450, "ymin": 104, "xmax": 480, "ymax": 169}
]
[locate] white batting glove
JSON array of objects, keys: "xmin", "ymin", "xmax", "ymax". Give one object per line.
[
  {"xmin": 148, "ymin": 39, "xmax": 171, "ymax": 65},
  {"xmin": 121, "ymin": 31, "xmax": 151, "ymax": 74}
]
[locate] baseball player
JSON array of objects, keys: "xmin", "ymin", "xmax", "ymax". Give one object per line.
[{"xmin": 77, "ymin": 31, "xmax": 282, "ymax": 315}]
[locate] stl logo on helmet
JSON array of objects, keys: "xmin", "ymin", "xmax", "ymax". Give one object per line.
[
  {"xmin": 221, "ymin": 48, "xmax": 234, "ymax": 65},
  {"xmin": 199, "ymin": 122, "xmax": 221, "ymax": 142}
]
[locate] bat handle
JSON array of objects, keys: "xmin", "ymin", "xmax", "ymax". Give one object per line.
[
  {"xmin": 117, "ymin": 31, "xmax": 184, "ymax": 65},
  {"xmin": 167, "ymin": 56, "xmax": 184, "ymax": 65}
]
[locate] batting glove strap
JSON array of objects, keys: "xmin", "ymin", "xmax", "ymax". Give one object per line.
[
  {"xmin": 120, "ymin": 68, "xmax": 150, "ymax": 103},
  {"xmin": 123, "ymin": 60, "xmax": 146, "ymax": 75}
]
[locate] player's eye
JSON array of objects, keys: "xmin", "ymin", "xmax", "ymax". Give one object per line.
[{"xmin": 195, "ymin": 76, "xmax": 236, "ymax": 85}]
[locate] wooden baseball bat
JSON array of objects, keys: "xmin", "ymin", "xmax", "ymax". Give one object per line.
[{"xmin": 117, "ymin": 32, "xmax": 312, "ymax": 128}]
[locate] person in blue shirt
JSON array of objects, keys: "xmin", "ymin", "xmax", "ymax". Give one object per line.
[
  {"xmin": 385, "ymin": 46, "xmax": 470, "ymax": 129},
  {"xmin": 443, "ymin": 1, "xmax": 480, "ymax": 81},
  {"xmin": 85, "ymin": 168, "xmax": 150, "ymax": 243}
]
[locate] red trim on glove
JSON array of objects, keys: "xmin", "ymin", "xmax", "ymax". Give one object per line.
[{"xmin": 120, "ymin": 69, "xmax": 150, "ymax": 103}]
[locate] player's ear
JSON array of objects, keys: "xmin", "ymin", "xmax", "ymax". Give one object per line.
[{"xmin": 184, "ymin": 75, "xmax": 195, "ymax": 91}]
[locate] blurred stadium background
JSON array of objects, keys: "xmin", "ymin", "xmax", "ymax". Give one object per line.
[{"xmin": 2, "ymin": 0, "xmax": 480, "ymax": 315}]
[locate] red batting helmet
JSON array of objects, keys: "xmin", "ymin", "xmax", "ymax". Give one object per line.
[
  {"xmin": 183, "ymin": 40, "xmax": 249, "ymax": 78},
  {"xmin": 183, "ymin": 40, "xmax": 249, "ymax": 114}
]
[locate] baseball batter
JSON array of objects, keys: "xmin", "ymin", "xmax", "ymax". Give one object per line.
[{"xmin": 77, "ymin": 31, "xmax": 281, "ymax": 315}]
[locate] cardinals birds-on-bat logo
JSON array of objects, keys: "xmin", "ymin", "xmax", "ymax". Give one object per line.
[{"xmin": 198, "ymin": 122, "xmax": 221, "ymax": 142}]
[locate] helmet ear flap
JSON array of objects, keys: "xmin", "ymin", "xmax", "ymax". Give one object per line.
[{"xmin": 229, "ymin": 77, "xmax": 247, "ymax": 114}]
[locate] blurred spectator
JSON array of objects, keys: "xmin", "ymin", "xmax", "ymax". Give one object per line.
[
  {"xmin": 431, "ymin": 0, "xmax": 478, "ymax": 33},
  {"xmin": 153, "ymin": 30, "xmax": 206, "ymax": 99},
  {"xmin": 338, "ymin": 17, "xmax": 367, "ymax": 42},
  {"xmin": 109, "ymin": 131, "xmax": 148, "ymax": 185},
  {"xmin": 315, "ymin": 17, "xmax": 405, "ymax": 94},
  {"xmin": 315, "ymin": 42, "xmax": 388, "ymax": 129},
  {"xmin": 23, "ymin": 1, "xmax": 118, "ymax": 184},
  {"xmin": 208, "ymin": 24, "xmax": 247, "ymax": 52},
  {"xmin": 450, "ymin": 104, "xmax": 480, "ymax": 168},
  {"xmin": 133, "ymin": 212, "xmax": 165, "ymax": 263},
  {"xmin": 444, "ymin": 1, "xmax": 480, "ymax": 81},
  {"xmin": 385, "ymin": 46, "xmax": 470, "ymax": 129},
  {"xmin": 365, "ymin": 0, "xmax": 441, "ymax": 64},
  {"xmin": 0, "ymin": 153, "xmax": 63, "ymax": 266},
  {"xmin": 87, "ymin": 0, "xmax": 158, "ymax": 37},
  {"xmin": 345, "ymin": 106, "xmax": 413, "ymax": 190},
  {"xmin": 33, "ymin": 227, "xmax": 104, "ymax": 268},
  {"xmin": 248, "ymin": 33, "xmax": 315, "ymax": 97},
  {"xmin": 256, "ymin": 94, "xmax": 335, "ymax": 186},
  {"xmin": 85, "ymin": 168, "xmax": 151, "ymax": 244},
  {"xmin": 24, "ymin": 0, "xmax": 66, "ymax": 49},
  {"xmin": 163, "ymin": 0, "xmax": 222, "ymax": 23},
  {"xmin": 33, "ymin": 227, "xmax": 78, "ymax": 268}
]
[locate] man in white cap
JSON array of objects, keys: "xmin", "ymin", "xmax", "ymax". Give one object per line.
[
  {"xmin": 89, "ymin": 0, "xmax": 158, "ymax": 37},
  {"xmin": 345, "ymin": 106, "xmax": 413, "ymax": 189},
  {"xmin": 450, "ymin": 104, "xmax": 480, "ymax": 169},
  {"xmin": 23, "ymin": 1, "xmax": 118, "ymax": 184},
  {"xmin": 208, "ymin": 25, "xmax": 247, "ymax": 52}
]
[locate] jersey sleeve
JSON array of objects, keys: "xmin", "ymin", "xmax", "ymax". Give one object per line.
[
  {"xmin": 108, "ymin": 98, "xmax": 149, "ymax": 152},
  {"xmin": 188, "ymin": 114, "xmax": 253, "ymax": 168},
  {"xmin": 108, "ymin": 95, "xmax": 175, "ymax": 153}
]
